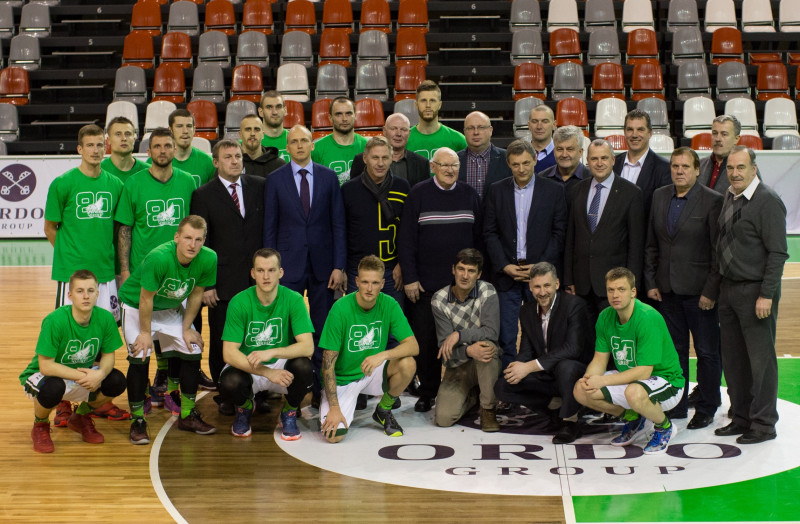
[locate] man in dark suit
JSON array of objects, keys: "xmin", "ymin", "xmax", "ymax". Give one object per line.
[
  {"xmin": 613, "ymin": 109, "xmax": 671, "ymax": 220},
  {"xmin": 456, "ymin": 111, "xmax": 512, "ymax": 200},
  {"xmin": 697, "ymin": 115, "xmax": 740, "ymax": 195},
  {"xmin": 263, "ymin": 125, "xmax": 347, "ymax": 400},
  {"xmin": 495, "ymin": 262, "xmax": 592, "ymax": 444},
  {"xmin": 350, "ymin": 113, "xmax": 430, "ymax": 188},
  {"xmin": 564, "ymin": 139, "xmax": 645, "ymax": 323},
  {"xmin": 538, "ymin": 125, "xmax": 587, "ymax": 206},
  {"xmin": 190, "ymin": 139, "xmax": 265, "ymax": 411},
  {"xmin": 644, "ymin": 147, "xmax": 723, "ymax": 428},
  {"xmin": 484, "ymin": 139, "xmax": 567, "ymax": 369}
]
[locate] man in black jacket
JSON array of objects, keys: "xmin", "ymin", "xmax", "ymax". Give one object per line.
[{"xmin": 240, "ymin": 114, "xmax": 286, "ymax": 178}]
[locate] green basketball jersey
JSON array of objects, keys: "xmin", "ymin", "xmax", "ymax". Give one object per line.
[
  {"xmin": 19, "ymin": 305, "xmax": 122, "ymax": 385},
  {"xmin": 311, "ymin": 133, "xmax": 368, "ymax": 186},
  {"xmin": 118, "ymin": 240, "xmax": 217, "ymax": 311},
  {"xmin": 100, "ymin": 157, "xmax": 149, "ymax": 185},
  {"xmin": 221, "ymin": 285, "xmax": 314, "ymax": 364},
  {"xmin": 146, "ymin": 147, "xmax": 215, "ymax": 187},
  {"xmin": 406, "ymin": 124, "xmax": 468, "ymax": 161},
  {"xmin": 261, "ymin": 129, "xmax": 289, "ymax": 163},
  {"xmin": 114, "ymin": 167, "xmax": 197, "ymax": 271},
  {"xmin": 319, "ymin": 292, "xmax": 413, "ymax": 385},
  {"xmin": 44, "ymin": 167, "xmax": 123, "ymax": 283}
]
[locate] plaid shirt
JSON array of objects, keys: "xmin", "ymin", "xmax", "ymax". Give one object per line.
[{"xmin": 465, "ymin": 147, "xmax": 491, "ymax": 197}]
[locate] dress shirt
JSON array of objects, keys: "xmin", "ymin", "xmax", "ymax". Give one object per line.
[
  {"xmin": 291, "ymin": 160, "xmax": 314, "ymax": 202},
  {"xmin": 620, "ymin": 149, "xmax": 649, "ymax": 185},
  {"xmin": 586, "ymin": 172, "xmax": 615, "ymax": 223},
  {"xmin": 514, "ymin": 176, "xmax": 535, "ymax": 260},
  {"xmin": 219, "ymin": 175, "xmax": 245, "ymax": 217}
]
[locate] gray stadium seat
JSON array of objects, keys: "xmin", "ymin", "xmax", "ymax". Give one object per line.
[
  {"xmin": 771, "ymin": 134, "xmax": 800, "ymax": 149},
  {"xmin": 509, "ymin": 0, "xmax": 541, "ymax": 32},
  {"xmin": 551, "ymin": 62, "xmax": 585, "ymax": 100},
  {"xmin": 671, "ymin": 27, "xmax": 705, "ymax": 65},
  {"xmin": 587, "ymin": 27, "xmax": 621, "ymax": 65},
  {"xmin": 667, "ymin": 0, "xmax": 700, "ymax": 32},
  {"xmin": 354, "ymin": 62, "xmax": 388, "ymax": 101},
  {"xmin": 636, "ymin": 97, "xmax": 670, "ymax": 135},
  {"xmin": 0, "ymin": 104, "xmax": 19, "ymax": 142},
  {"xmin": 584, "ymin": 0, "xmax": 616, "ymax": 32},
  {"xmin": 315, "ymin": 63, "xmax": 349, "ymax": 99},
  {"xmin": 510, "ymin": 29, "xmax": 543, "ymax": 66},
  {"xmin": 224, "ymin": 99, "xmax": 257, "ymax": 138},
  {"xmin": 198, "ymin": 30, "xmax": 231, "ymax": 67},
  {"xmin": 191, "ymin": 63, "xmax": 226, "ymax": 103},
  {"xmin": 113, "ymin": 66, "xmax": 148, "ymax": 105},
  {"xmin": 676, "ymin": 60, "xmax": 711, "ymax": 100},
  {"xmin": 236, "ymin": 30, "xmax": 269, "ymax": 68},
  {"xmin": 20, "ymin": 3, "xmax": 50, "ymax": 38},
  {"xmin": 392, "ymin": 99, "xmax": 419, "ymax": 127},
  {"xmin": 9, "ymin": 35, "xmax": 41, "ymax": 71},
  {"xmin": 513, "ymin": 96, "xmax": 542, "ymax": 139},
  {"xmin": 716, "ymin": 61, "xmax": 751, "ymax": 100},
  {"xmin": 167, "ymin": 1, "xmax": 200, "ymax": 36},
  {"xmin": 0, "ymin": 4, "xmax": 15, "ymax": 40},
  {"xmin": 280, "ymin": 31, "xmax": 314, "ymax": 67},
  {"xmin": 357, "ymin": 30, "xmax": 390, "ymax": 67}
]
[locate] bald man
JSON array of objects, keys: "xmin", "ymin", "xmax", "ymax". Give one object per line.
[
  {"xmin": 457, "ymin": 111, "xmax": 512, "ymax": 200},
  {"xmin": 529, "ymin": 105, "xmax": 557, "ymax": 174}
]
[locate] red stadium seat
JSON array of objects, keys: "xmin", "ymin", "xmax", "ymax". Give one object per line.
[
  {"xmin": 398, "ymin": 0, "xmax": 429, "ymax": 34},
  {"xmin": 737, "ymin": 134, "xmax": 764, "ymax": 149},
  {"xmin": 187, "ymin": 99, "xmax": 219, "ymax": 140},
  {"xmin": 555, "ymin": 98, "xmax": 589, "ymax": 135},
  {"xmin": 131, "ymin": 0, "xmax": 162, "ymax": 36},
  {"xmin": 319, "ymin": 28, "xmax": 351, "ymax": 67},
  {"xmin": 756, "ymin": 62, "xmax": 791, "ymax": 100},
  {"xmin": 152, "ymin": 63, "xmax": 186, "ymax": 103},
  {"xmin": 630, "ymin": 61, "xmax": 664, "ymax": 100},
  {"xmin": 513, "ymin": 62, "xmax": 547, "ymax": 101},
  {"xmin": 360, "ymin": 0, "xmax": 391, "ymax": 33},
  {"xmin": 284, "ymin": 99, "xmax": 305, "ymax": 128},
  {"xmin": 322, "ymin": 0, "xmax": 354, "ymax": 34},
  {"xmin": 606, "ymin": 134, "xmax": 628, "ymax": 151},
  {"xmin": 230, "ymin": 64, "xmax": 264, "ymax": 103},
  {"xmin": 626, "ymin": 28, "xmax": 658, "ymax": 64},
  {"xmin": 691, "ymin": 133, "xmax": 712, "ymax": 150},
  {"xmin": 123, "ymin": 30, "xmax": 155, "ymax": 69},
  {"xmin": 395, "ymin": 28, "xmax": 428, "ymax": 66},
  {"xmin": 312, "ymin": 98, "xmax": 333, "ymax": 139},
  {"xmin": 355, "ymin": 98, "xmax": 385, "ymax": 136},
  {"xmin": 591, "ymin": 62, "xmax": 625, "ymax": 100},
  {"xmin": 285, "ymin": 0, "xmax": 316, "ymax": 34},
  {"xmin": 789, "ymin": 52, "xmax": 800, "ymax": 66},
  {"xmin": 205, "ymin": 0, "xmax": 237, "ymax": 35},
  {"xmin": 549, "ymin": 28, "xmax": 582, "ymax": 65},
  {"xmin": 394, "ymin": 61, "xmax": 426, "ymax": 101},
  {"xmin": 160, "ymin": 31, "xmax": 193, "ymax": 69},
  {"xmin": 749, "ymin": 52, "xmax": 782, "ymax": 65},
  {"xmin": 710, "ymin": 27, "xmax": 744, "ymax": 65},
  {"xmin": 0, "ymin": 67, "xmax": 30, "ymax": 105},
  {"xmin": 242, "ymin": 0, "xmax": 274, "ymax": 35}
]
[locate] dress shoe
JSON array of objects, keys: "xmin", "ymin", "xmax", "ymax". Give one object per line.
[
  {"xmin": 687, "ymin": 412, "xmax": 714, "ymax": 430},
  {"xmin": 552, "ymin": 421, "xmax": 582, "ymax": 444},
  {"xmin": 687, "ymin": 386, "xmax": 699, "ymax": 407},
  {"xmin": 736, "ymin": 429, "xmax": 777, "ymax": 444},
  {"xmin": 714, "ymin": 422, "xmax": 748, "ymax": 436},
  {"xmin": 480, "ymin": 408, "xmax": 500, "ymax": 432},
  {"xmin": 664, "ymin": 408, "xmax": 688, "ymax": 420},
  {"xmin": 414, "ymin": 396, "xmax": 434, "ymax": 412},
  {"xmin": 405, "ymin": 378, "xmax": 421, "ymax": 397}
]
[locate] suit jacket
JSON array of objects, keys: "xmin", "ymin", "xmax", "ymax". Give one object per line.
[
  {"xmin": 613, "ymin": 149, "xmax": 671, "ymax": 219},
  {"xmin": 190, "ymin": 175, "xmax": 265, "ymax": 301},
  {"xmin": 483, "ymin": 176, "xmax": 567, "ymax": 289},
  {"xmin": 564, "ymin": 175, "xmax": 645, "ymax": 297},
  {"xmin": 457, "ymin": 144, "xmax": 512, "ymax": 200},
  {"xmin": 517, "ymin": 292, "xmax": 593, "ymax": 369},
  {"xmin": 537, "ymin": 162, "xmax": 587, "ymax": 206},
  {"xmin": 350, "ymin": 148, "xmax": 431, "ymax": 188},
  {"xmin": 697, "ymin": 155, "xmax": 731, "ymax": 195},
  {"xmin": 263, "ymin": 162, "xmax": 346, "ymax": 284},
  {"xmin": 644, "ymin": 183, "xmax": 723, "ymax": 299}
]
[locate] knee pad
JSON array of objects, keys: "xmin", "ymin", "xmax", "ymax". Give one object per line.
[
  {"xmin": 219, "ymin": 368, "xmax": 253, "ymax": 405},
  {"xmin": 37, "ymin": 377, "xmax": 67, "ymax": 409},
  {"xmin": 100, "ymin": 368, "xmax": 127, "ymax": 398},
  {"xmin": 285, "ymin": 358, "xmax": 313, "ymax": 382}
]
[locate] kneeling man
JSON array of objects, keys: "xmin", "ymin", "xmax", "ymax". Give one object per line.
[{"xmin": 574, "ymin": 267, "xmax": 685, "ymax": 454}]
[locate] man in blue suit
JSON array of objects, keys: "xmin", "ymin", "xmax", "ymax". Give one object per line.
[
  {"xmin": 263, "ymin": 125, "xmax": 347, "ymax": 401},
  {"xmin": 457, "ymin": 111, "xmax": 512, "ymax": 200}
]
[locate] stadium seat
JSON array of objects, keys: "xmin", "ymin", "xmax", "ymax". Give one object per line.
[
  {"xmin": 0, "ymin": 104, "xmax": 19, "ymax": 142},
  {"xmin": 123, "ymin": 31, "xmax": 155, "ymax": 69},
  {"xmin": 513, "ymin": 62, "xmax": 546, "ymax": 101},
  {"xmin": 131, "ymin": 0, "xmax": 163, "ymax": 36},
  {"xmin": 312, "ymin": 98, "xmax": 333, "ymax": 139},
  {"xmin": 763, "ymin": 97, "xmax": 800, "ymax": 136},
  {"xmin": 605, "ymin": 134, "xmax": 628, "ymax": 151},
  {"xmin": 8, "ymin": 35, "xmax": 40, "ymax": 71},
  {"xmin": 716, "ymin": 61, "xmax": 751, "ymax": 100},
  {"xmin": 393, "ymin": 98, "xmax": 419, "ymax": 126},
  {"xmin": 724, "ymin": 97, "xmax": 760, "ymax": 135},
  {"xmin": 637, "ymin": 97, "xmax": 670, "ymax": 135},
  {"xmin": 355, "ymin": 62, "xmax": 388, "ymax": 101},
  {"xmin": 191, "ymin": 136, "xmax": 212, "ymax": 154},
  {"xmin": 587, "ymin": 27, "xmax": 621, "ymax": 65},
  {"xmin": 691, "ymin": 133, "xmax": 713, "ymax": 149},
  {"xmin": 191, "ymin": 63, "xmax": 226, "ymax": 103},
  {"xmin": 106, "ymin": 101, "xmax": 140, "ymax": 131},
  {"xmin": 667, "ymin": 0, "xmax": 700, "ymax": 32},
  {"xmin": 510, "ymin": 0, "xmax": 541, "ymax": 32},
  {"xmin": 682, "ymin": 96, "xmax": 716, "ymax": 137},
  {"xmin": 742, "ymin": 0, "xmax": 776, "ymax": 32},
  {"xmin": 555, "ymin": 98, "xmax": 589, "ymax": 135},
  {"xmin": 594, "ymin": 97, "xmax": 627, "ymax": 137},
  {"xmin": 671, "ymin": 27, "xmax": 705, "ymax": 65},
  {"xmin": 771, "ymin": 134, "xmax": 800, "ymax": 149},
  {"xmin": 316, "ymin": 63, "xmax": 349, "ymax": 99},
  {"xmin": 549, "ymin": 28, "xmax": 582, "ymax": 65},
  {"xmin": 756, "ymin": 62, "xmax": 791, "ymax": 100},
  {"xmin": 395, "ymin": 61, "xmax": 426, "ymax": 101},
  {"xmin": 649, "ymin": 134, "xmax": 675, "ymax": 150},
  {"xmin": 779, "ymin": 0, "xmax": 800, "ymax": 32},
  {"xmin": 0, "ymin": 4, "xmax": 15, "ymax": 40},
  {"xmin": 705, "ymin": 0, "xmax": 737, "ymax": 32},
  {"xmin": 546, "ymin": 0, "xmax": 579, "ymax": 33},
  {"xmin": 630, "ymin": 62, "xmax": 664, "ymax": 100},
  {"xmin": 621, "ymin": 0, "xmax": 655, "ymax": 33},
  {"xmin": 710, "ymin": 27, "xmax": 744, "ymax": 64},
  {"xmin": 396, "ymin": 28, "xmax": 428, "ymax": 66},
  {"xmin": 676, "ymin": 60, "xmax": 711, "ymax": 100},
  {"xmin": 242, "ymin": 0, "xmax": 274, "ymax": 35},
  {"xmin": 280, "ymin": 31, "xmax": 314, "ymax": 67},
  {"xmin": 510, "ymin": 28, "xmax": 543, "ymax": 66},
  {"xmin": 205, "ymin": 0, "xmax": 237, "ymax": 35},
  {"xmin": 323, "ymin": 0, "xmax": 354, "ymax": 34},
  {"xmin": 551, "ymin": 62, "xmax": 585, "ymax": 100},
  {"xmin": 152, "ymin": 63, "xmax": 186, "ymax": 103},
  {"xmin": 160, "ymin": 31, "xmax": 193, "ymax": 69},
  {"xmin": 584, "ymin": 0, "xmax": 615, "ymax": 32},
  {"xmin": 513, "ymin": 96, "xmax": 542, "ymax": 138},
  {"xmin": 591, "ymin": 62, "xmax": 625, "ymax": 100},
  {"xmin": 236, "ymin": 30, "xmax": 269, "ymax": 67},
  {"xmin": 20, "ymin": 3, "xmax": 50, "ymax": 38},
  {"xmin": 198, "ymin": 30, "xmax": 231, "ymax": 67},
  {"xmin": 283, "ymin": 99, "xmax": 305, "ymax": 128},
  {"xmin": 224, "ymin": 99, "xmax": 257, "ymax": 138},
  {"xmin": 230, "ymin": 64, "xmax": 263, "ymax": 103},
  {"xmin": 285, "ymin": 0, "xmax": 316, "ymax": 34},
  {"xmin": 319, "ymin": 28, "xmax": 352, "ymax": 67},
  {"xmin": 737, "ymin": 134, "xmax": 764, "ymax": 149},
  {"xmin": 626, "ymin": 29, "xmax": 658, "ymax": 64},
  {"xmin": 167, "ymin": 1, "xmax": 200, "ymax": 36},
  {"xmin": 144, "ymin": 100, "xmax": 176, "ymax": 133},
  {"xmin": 357, "ymin": 30, "xmax": 390, "ymax": 67},
  {"xmin": 360, "ymin": 0, "xmax": 392, "ymax": 34},
  {"xmin": 186, "ymin": 99, "xmax": 219, "ymax": 140},
  {"xmin": 355, "ymin": 98, "xmax": 385, "ymax": 136},
  {"xmin": 397, "ymin": 0, "xmax": 429, "ymax": 34},
  {"xmin": 114, "ymin": 66, "xmax": 148, "ymax": 104},
  {"xmin": 276, "ymin": 63, "xmax": 310, "ymax": 102},
  {"xmin": 789, "ymin": 52, "xmax": 800, "ymax": 65}
]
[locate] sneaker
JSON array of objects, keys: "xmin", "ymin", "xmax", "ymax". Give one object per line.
[
  {"xmin": 53, "ymin": 401, "xmax": 72, "ymax": 428},
  {"xmin": 198, "ymin": 369, "xmax": 217, "ymax": 391},
  {"xmin": 611, "ymin": 416, "xmax": 647, "ymax": 447},
  {"xmin": 177, "ymin": 409, "xmax": 217, "ymax": 435},
  {"xmin": 644, "ymin": 423, "xmax": 677, "ymax": 455},
  {"xmin": 129, "ymin": 418, "xmax": 150, "ymax": 445},
  {"xmin": 231, "ymin": 406, "xmax": 253, "ymax": 437},
  {"xmin": 67, "ymin": 412, "xmax": 104, "ymax": 444},
  {"xmin": 90, "ymin": 402, "xmax": 131, "ymax": 421},
  {"xmin": 279, "ymin": 409, "xmax": 301, "ymax": 441},
  {"xmin": 164, "ymin": 391, "xmax": 181, "ymax": 416},
  {"xmin": 32, "ymin": 421, "xmax": 54, "ymax": 453},
  {"xmin": 372, "ymin": 406, "xmax": 403, "ymax": 437},
  {"xmin": 150, "ymin": 369, "xmax": 167, "ymax": 406}
]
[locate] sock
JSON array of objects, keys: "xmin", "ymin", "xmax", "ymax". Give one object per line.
[
  {"xmin": 34, "ymin": 415, "xmax": 49, "ymax": 424},
  {"xmin": 240, "ymin": 398, "xmax": 254, "ymax": 411},
  {"xmin": 655, "ymin": 415, "xmax": 671, "ymax": 430},
  {"xmin": 378, "ymin": 392, "xmax": 397, "ymax": 411},
  {"xmin": 282, "ymin": 402, "xmax": 297, "ymax": 414},
  {"xmin": 167, "ymin": 378, "xmax": 180, "ymax": 393},
  {"xmin": 130, "ymin": 401, "xmax": 145, "ymax": 420},
  {"xmin": 75, "ymin": 402, "xmax": 92, "ymax": 415},
  {"xmin": 622, "ymin": 409, "xmax": 640, "ymax": 421},
  {"xmin": 180, "ymin": 392, "xmax": 196, "ymax": 419}
]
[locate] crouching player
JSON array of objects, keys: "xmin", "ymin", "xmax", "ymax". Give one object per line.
[{"xmin": 21, "ymin": 270, "xmax": 127, "ymax": 453}]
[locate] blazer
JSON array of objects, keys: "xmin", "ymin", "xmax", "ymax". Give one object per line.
[
  {"xmin": 457, "ymin": 144, "xmax": 512, "ymax": 200},
  {"xmin": 537, "ymin": 162, "xmax": 588, "ymax": 206},
  {"xmin": 263, "ymin": 162, "xmax": 346, "ymax": 284},
  {"xmin": 190, "ymin": 174, "xmax": 265, "ymax": 301},
  {"xmin": 350, "ymin": 148, "xmax": 431, "ymax": 188},
  {"xmin": 517, "ymin": 292, "xmax": 593, "ymax": 369},
  {"xmin": 697, "ymin": 155, "xmax": 731, "ymax": 195},
  {"xmin": 564, "ymin": 175, "xmax": 645, "ymax": 297},
  {"xmin": 483, "ymin": 175, "xmax": 567, "ymax": 290},
  {"xmin": 613, "ymin": 149, "xmax": 671, "ymax": 219},
  {"xmin": 644, "ymin": 183, "xmax": 723, "ymax": 300}
]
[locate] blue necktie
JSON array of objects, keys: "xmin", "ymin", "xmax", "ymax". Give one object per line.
[{"xmin": 588, "ymin": 184, "xmax": 604, "ymax": 232}]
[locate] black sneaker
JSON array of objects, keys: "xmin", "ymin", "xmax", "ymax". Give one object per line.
[
  {"xmin": 372, "ymin": 406, "xmax": 403, "ymax": 437},
  {"xmin": 177, "ymin": 409, "xmax": 217, "ymax": 435},
  {"xmin": 198, "ymin": 369, "xmax": 217, "ymax": 391},
  {"xmin": 130, "ymin": 418, "xmax": 150, "ymax": 445}
]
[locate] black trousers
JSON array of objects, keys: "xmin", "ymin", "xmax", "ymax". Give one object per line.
[
  {"xmin": 406, "ymin": 291, "xmax": 441, "ymax": 398},
  {"xmin": 494, "ymin": 359, "xmax": 586, "ymax": 419}
]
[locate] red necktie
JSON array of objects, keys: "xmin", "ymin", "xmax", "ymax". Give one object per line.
[
  {"xmin": 230, "ymin": 182, "xmax": 242, "ymax": 215},
  {"xmin": 709, "ymin": 160, "xmax": 721, "ymax": 189}
]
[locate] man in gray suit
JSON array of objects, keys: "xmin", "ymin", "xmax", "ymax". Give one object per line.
[
  {"xmin": 457, "ymin": 111, "xmax": 511, "ymax": 200},
  {"xmin": 697, "ymin": 115, "xmax": 740, "ymax": 194},
  {"xmin": 644, "ymin": 147, "xmax": 723, "ymax": 428}
]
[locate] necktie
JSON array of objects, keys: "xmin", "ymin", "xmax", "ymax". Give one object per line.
[
  {"xmin": 718, "ymin": 192, "xmax": 745, "ymax": 274},
  {"xmin": 588, "ymin": 184, "xmax": 604, "ymax": 232},
  {"xmin": 709, "ymin": 160, "xmax": 721, "ymax": 189},
  {"xmin": 229, "ymin": 182, "xmax": 242, "ymax": 216},
  {"xmin": 299, "ymin": 168, "xmax": 310, "ymax": 218}
]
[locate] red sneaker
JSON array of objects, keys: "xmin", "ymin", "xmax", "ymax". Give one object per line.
[
  {"xmin": 67, "ymin": 413, "xmax": 104, "ymax": 444},
  {"xmin": 32, "ymin": 422, "xmax": 54, "ymax": 453},
  {"xmin": 90, "ymin": 402, "xmax": 131, "ymax": 421},
  {"xmin": 53, "ymin": 401, "xmax": 72, "ymax": 428}
]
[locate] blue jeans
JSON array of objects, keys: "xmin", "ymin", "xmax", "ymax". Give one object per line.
[{"xmin": 497, "ymin": 282, "xmax": 533, "ymax": 370}]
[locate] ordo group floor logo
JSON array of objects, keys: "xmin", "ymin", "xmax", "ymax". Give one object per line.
[
  {"xmin": 0, "ymin": 164, "xmax": 36, "ymax": 202},
  {"xmin": 276, "ymin": 385, "xmax": 800, "ymax": 496}
]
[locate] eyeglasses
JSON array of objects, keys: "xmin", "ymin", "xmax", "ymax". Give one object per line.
[
  {"xmin": 464, "ymin": 125, "xmax": 492, "ymax": 133},
  {"xmin": 432, "ymin": 161, "xmax": 460, "ymax": 170}
]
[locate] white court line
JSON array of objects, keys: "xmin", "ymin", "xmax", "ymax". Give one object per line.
[{"xmin": 556, "ymin": 443, "xmax": 577, "ymax": 524}]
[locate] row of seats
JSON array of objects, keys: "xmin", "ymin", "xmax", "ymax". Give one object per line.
[{"xmin": 0, "ymin": 2, "xmax": 51, "ymax": 38}]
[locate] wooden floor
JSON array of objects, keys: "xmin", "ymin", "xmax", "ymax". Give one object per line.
[{"xmin": 3, "ymin": 265, "xmax": 800, "ymax": 523}]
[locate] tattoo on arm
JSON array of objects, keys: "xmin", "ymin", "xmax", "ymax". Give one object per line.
[
  {"xmin": 321, "ymin": 350, "xmax": 339, "ymax": 407},
  {"xmin": 118, "ymin": 225, "xmax": 132, "ymax": 272}
]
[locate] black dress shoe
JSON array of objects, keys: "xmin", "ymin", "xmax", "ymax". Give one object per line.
[
  {"xmin": 356, "ymin": 393, "xmax": 368, "ymax": 410},
  {"xmin": 552, "ymin": 421, "xmax": 582, "ymax": 444},
  {"xmin": 714, "ymin": 422, "xmax": 748, "ymax": 436},
  {"xmin": 665, "ymin": 408, "xmax": 688, "ymax": 420},
  {"xmin": 736, "ymin": 429, "xmax": 777, "ymax": 444},
  {"xmin": 405, "ymin": 377, "xmax": 421, "ymax": 397},
  {"xmin": 687, "ymin": 386, "xmax": 700, "ymax": 407},
  {"xmin": 414, "ymin": 396, "xmax": 434, "ymax": 412},
  {"xmin": 687, "ymin": 412, "xmax": 714, "ymax": 430}
]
